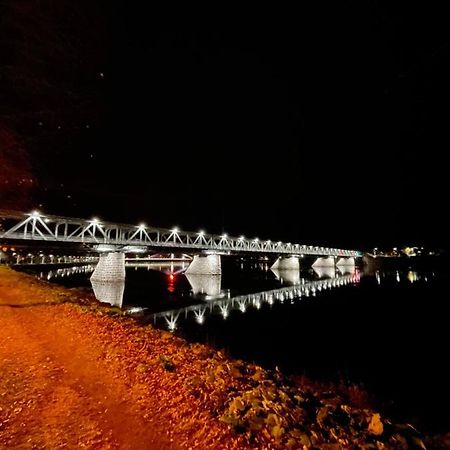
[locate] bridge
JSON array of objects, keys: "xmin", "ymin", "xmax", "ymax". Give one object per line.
[{"xmin": 0, "ymin": 210, "xmax": 362, "ymax": 280}]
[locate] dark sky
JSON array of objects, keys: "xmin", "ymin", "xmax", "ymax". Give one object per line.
[{"xmin": 1, "ymin": 2, "xmax": 449, "ymax": 250}]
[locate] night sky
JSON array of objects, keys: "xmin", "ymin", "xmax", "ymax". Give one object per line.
[{"xmin": 1, "ymin": 2, "xmax": 449, "ymax": 251}]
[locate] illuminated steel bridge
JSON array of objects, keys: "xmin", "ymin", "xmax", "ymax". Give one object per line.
[{"xmin": 0, "ymin": 210, "xmax": 361, "ymax": 278}]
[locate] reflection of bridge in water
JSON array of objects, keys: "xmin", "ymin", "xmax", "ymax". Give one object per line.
[
  {"xmin": 34, "ymin": 263, "xmax": 433, "ymax": 327},
  {"xmin": 39, "ymin": 264, "xmax": 95, "ymax": 280},
  {"xmin": 185, "ymin": 273, "xmax": 225, "ymax": 299},
  {"xmin": 151, "ymin": 270, "xmax": 361, "ymax": 331},
  {"xmin": 91, "ymin": 280, "xmax": 126, "ymax": 308},
  {"xmin": 34, "ymin": 262, "xmax": 361, "ymax": 314}
]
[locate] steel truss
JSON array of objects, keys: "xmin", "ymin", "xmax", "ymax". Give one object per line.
[{"xmin": 0, "ymin": 211, "xmax": 361, "ymax": 257}]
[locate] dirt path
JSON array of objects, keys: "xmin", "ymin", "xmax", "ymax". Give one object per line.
[
  {"xmin": 0, "ymin": 268, "xmax": 247, "ymax": 449},
  {"xmin": 0, "ymin": 274, "xmax": 177, "ymax": 449}
]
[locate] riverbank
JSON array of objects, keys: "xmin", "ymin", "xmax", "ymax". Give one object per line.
[{"xmin": 0, "ymin": 266, "xmax": 447, "ymax": 449}]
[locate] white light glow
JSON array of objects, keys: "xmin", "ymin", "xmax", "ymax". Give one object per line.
[
  {"xmin": 171, "ymin": 227, "xmax": 179, "ymax": 233},
  {"xmin": 165, "ymin": 315, "xmax": 178, "ymax": 331},
  {"xmin": 127, "ymin": 307, "xmax": 146, "ymax": 314},
  {"xmin": 194, "ymin": 310, "xmax": 205, "ymax": 324},
  {"xmin": 220, "ymin": 305, "xmax": 229, "ymax": 319}
]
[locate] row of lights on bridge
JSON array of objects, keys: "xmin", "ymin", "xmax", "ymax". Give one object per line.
[
  {"xmin": 30, "ymin": 210, "xmax": 272, "ymax": 245},
  {"xmin": 27, "ymin": 210, "xmax": 352, "ymax": 254},
  {"xmin": 170, "ymin": 227, "xmax": 290, "ymax": 246}
]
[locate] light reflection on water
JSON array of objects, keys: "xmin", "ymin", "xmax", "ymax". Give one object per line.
[
  {"xmin": 368, "ymin": 269, "xmax": 429, "ymax": 285},
  {"xmin": 185, "ymin": 273, "xmax": 227, "ymax": 299},
  {"xmin": 151, "ymin": 270, "xmax": 361, "ymax": 332},
  {"xmin": 35, "ymin": 263, "xmax": 433, "ymax": 322},
  {"xmin": 90, "ymin": 279, "xmax": 125, "ymax": 307},
  {"xmin": 36, "ymin": 262, "xmax": 362, "ymax": 314},
  {"xmin": 40, "ymin": 264, "xmax": 96, "ymax": 280},
  {"xmin": 272, "ymin": 269, "xmax": 301, "ymax": 285}
]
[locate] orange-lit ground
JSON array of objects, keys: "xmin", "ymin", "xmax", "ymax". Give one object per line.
[
  {"xmin": 0, "ymin": 267, "xmax": 250, "ymax": 449},
  {"xmin": 1, "ymin": 266, "xmax": 446, "ymax": 449}
]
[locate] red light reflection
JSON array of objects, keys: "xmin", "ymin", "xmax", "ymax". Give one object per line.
[{"xmin": 167, "ymin": 273, "xmax": 176, "ymax": 293}]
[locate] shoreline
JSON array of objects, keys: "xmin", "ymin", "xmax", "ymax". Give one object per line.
[{"xmin": 0, "ymin": 266, "xmax": 447, "ymax": 449}]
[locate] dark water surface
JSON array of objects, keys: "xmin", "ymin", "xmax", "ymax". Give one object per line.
[{"xmin": 22, "ymin": 261, "xmax": 449, "ymax": 432}]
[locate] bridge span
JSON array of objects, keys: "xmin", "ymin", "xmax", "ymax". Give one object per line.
[{"xmin": 0, "ymin": 210, "xmax": 361, "ymax": 279}]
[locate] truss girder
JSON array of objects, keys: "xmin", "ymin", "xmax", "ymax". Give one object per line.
[{"xmin": 0, "ymin": 211, "xmax": 361, "ymax": 258}]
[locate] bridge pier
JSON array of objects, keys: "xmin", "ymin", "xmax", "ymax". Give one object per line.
[
  {"xmin": 90, "ymin": 252, "xmax": 126, "ymax": 282},
  {"xmin": 185, "ymin": 254, "xmax": 221, "ymax": 275},
  {"xmin": 271, "ymin": 256, "xmax": 300, "ymax": 271},
  {"xmin": 336, "ymin": 257, "xmax": 355, "ymax": 267},
  {"xmin": 312, "ymin": 256, "xmax": 335, "ymax": 268}
]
